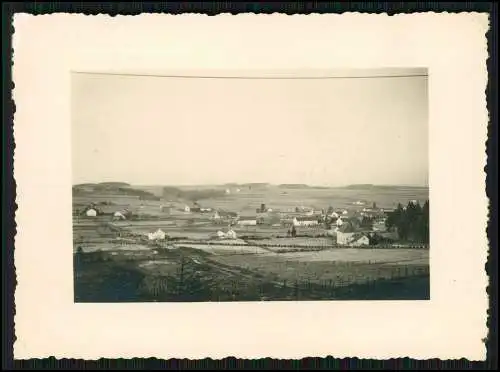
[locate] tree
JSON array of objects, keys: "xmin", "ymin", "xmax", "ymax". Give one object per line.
[
  {"xmin": 361, "ymin": 216, "xmax": 374, "ymax": 229},
  {"xmin": 385, "ymin": 200, "xmax": 429, "ymax": 243}
]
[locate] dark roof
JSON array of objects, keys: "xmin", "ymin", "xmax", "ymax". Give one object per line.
[
  {"xmin": 216, "ymin": 211, "xmax": 238, "ymax": 217},
  {"xmin": 238, "ymin": 216, "xmax": 257, "ymax": 220},
  {"xmin": 338, "ymin": 223, "xmax": 355, "ymax": 233},
  {"xmin": 295, "ymin": 216, "xmax": 320, "ymax": 221},
  {"xmin": 351, "ymin": 232, "xmax": 368, "ymax": 241}
]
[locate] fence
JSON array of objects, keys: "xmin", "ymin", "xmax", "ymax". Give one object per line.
[{"xmin": 136, "ymin": 262, "xmax": 430, "ymax": 302}]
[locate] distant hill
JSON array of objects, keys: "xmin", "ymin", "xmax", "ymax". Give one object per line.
[
  {"xmin": 72, "ymin": 182, "xmax": 160, "ymax": 200},
  {"xmin": 97, "ymin": 182, "xmax": 130, "ymax": 187},
  {"xmin": 342, "ymin": 184, "xmax": 428, "ymax": 190},
  {"xmin": 240, "ymin": 183, "xmax": 270, "ymax": 187},
  {"xmin": 278, "ymin": 184, "xmax": 311, "ymax": 189}
]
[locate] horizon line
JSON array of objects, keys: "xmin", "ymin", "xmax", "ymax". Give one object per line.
[
  {"xmin": 73, "ymin": 181, "xmax": 429, "ymax": 188},
  {"xmin": 72, "ymin": 71, "xmax": 428, "ymax": 80}
]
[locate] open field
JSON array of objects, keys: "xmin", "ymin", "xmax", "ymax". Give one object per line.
[
  {"xmin": 73, "ymin": 184, "xmax": 429, "ymax": 301},
  {"xmin": 74, "ymin": 246, "xmax": 430, "ymax": 302}
]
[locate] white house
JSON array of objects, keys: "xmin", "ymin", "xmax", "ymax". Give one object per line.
[
  {"xmin": 212, "ymin": 210, "xmax": 238, "ymax": 221},
  {"xmin": 372, "ymin": 219, "xmax": 387, "ymax": 232},
  {"xmin": 184, "ymin": 205, "xmax": 191, "ymax": 213},
  {"xmin": 337, "ymin": 231, "xmax": 370, "ymax": 246},
  {"xmin": 113, "ymin": 211, "xmax": 127, "ymax": 220},
  {"xmin": 148, "ymin": 228, "xmax": 166, "ymax": 241},
  {"xmin": 336, "ymin": 217, "xmax": 344, "ymax": 227},
  {"xmin": 293, "ymin": 216, "xmax": 320, "ymax": 227},
  {"xmin": 350, "ymin": 234, "xmax": 370, "ymax": 247},
  {"xmin": 337, "ymin": 231, "xmax": 355, "ymax": 245},
  {"xmin": 226, "ymin": 229, "xmax": 237, "ymax": 239},
  {"xmin": 237, "ymin": 216, "xmax": 257, "ymax": 226},
  {"xmin": 86, "ymin": 208, "xmax": 97, "ymax": 217}
]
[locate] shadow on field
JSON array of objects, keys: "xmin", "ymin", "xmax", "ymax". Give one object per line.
[{"xmin": 74, "ymin": 251, "xmax": 430, "ymax": 302}]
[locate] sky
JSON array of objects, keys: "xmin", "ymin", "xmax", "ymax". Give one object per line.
[{"xmin": 71, "ymin": 69, "xmax": 428, "ymax": 187}]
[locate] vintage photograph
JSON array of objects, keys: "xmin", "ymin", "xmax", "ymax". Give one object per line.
[{"xmin": 72, "ymin": 69, "xmax": 430, "ymax": 302}]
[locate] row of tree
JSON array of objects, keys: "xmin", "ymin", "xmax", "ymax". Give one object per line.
[{"xmin": 385, "ymin": 200, "xmax": 429, "ymax": 243}]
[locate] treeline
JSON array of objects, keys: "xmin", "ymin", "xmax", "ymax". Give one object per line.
[{"xmin": 385, "ymin": 200, "xmax": 429, "ymax": 243}]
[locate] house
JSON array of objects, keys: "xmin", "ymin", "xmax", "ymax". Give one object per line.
[
  {"xmin": 350, "ymin": 234, "xmax": 370, "ymax": 247},
  {"xmin": 184, "ymin": 205, "xmax": 191, "ymax": 213},
  {"xmin": 336, "ymin": 220, "xmax": 371, "ymax": 245},
  {"xmin": 226, "ymin": 229, "xmax": 237, "ymax": 239},
  {"xmin": 113, "ymin": 211, "xmax": 127, "ymax": 220},
  {"xmin": 337, "ymin": 231, "xmax": 355, "ymax": 245},
  {"xmin": 214, "ymin": 226, "xmax": 237, "ymax": 240},
  {"xmin": 85, "ymin": 208, "xmax": 98, "ymax": 217},
  {"xmin": 80, "ymin": 204, "xmax": 102, "ymax": 217},
  {"xmin": 148, "ymin": 228, "xmax": 166, "ymax": 241},
  {"xmin": 237, "ymin": 216, "xmax": 257, "ymax": 226},
  {"xmin": 212, "ymin": 210, "xmax": 238, "ymax": 224},
  {"xmin": 372, "ymin": 218, "xmax": 388, "ymax": 232},
  {"xmin": 256, "ymin": 203, "xmax": 272, "ymax": 213},
  {"xmin": 293, "ymin": 216, "xmax": 320, "ymax": 227}
]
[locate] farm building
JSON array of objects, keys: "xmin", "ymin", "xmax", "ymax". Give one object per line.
[
  {"xmin": 337, "ymin": 231, "xmax": 355, "ymax": 245},
  {"xmin": 226, "ymin": 229, "xmax": 237, "ymax": 239},
  {"xmin": 148, "ymin": 228, "xmax": 167, "ymax": 241},
  {"xmin": 85, "ymin": 208, "xmax": 98, "ymax": 217},
  {"xmin": 293, "ymin": 216, "xmax": 320, "ymax": 227},
  {"xmin": 113, "ymin": 211, "xmax": 128, "ymax": 220},
  {"xmin": 330, "ymin": 211, "xmax": 340, "ymax": 219},
  {"xmin": 372, "ymin": 218, "xmax": 388, "ymax": 232},
  {"xmin": 80, "ymin": 204, "xmax": 103, "ymax": 217},
  {"xmin": 237, "ymin": 216, "xmax": 257, "ymax": 226},
  {"xmin": 212, "ymin": 210, "xmax": 238, "ymax": 222},
  {"xmin": 215, "ymin": 227, "xmax": 238, "ymax": 239},
  {"xmin": 349, "ymin": 234, "xmax": 370, "ymax": 247}
]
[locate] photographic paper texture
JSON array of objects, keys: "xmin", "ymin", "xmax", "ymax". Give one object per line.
[{"xmin": 12, "ymin": 12, "xmax": 489, "ymax": 360}]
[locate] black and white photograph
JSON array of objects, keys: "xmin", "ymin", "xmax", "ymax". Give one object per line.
[
  {"xmin": 72, "ymin": 69, "xmax": 430, "ymax": 302},
  {"xmin": 12, "ymin": 11, "xmax": 490, "ymax": 362}
]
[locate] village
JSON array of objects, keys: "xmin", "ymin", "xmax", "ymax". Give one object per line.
[
  {"xmin": 75, "ymin": 195, "xmax": 427, "ymax": 250},
  {"xmin": 73, "ymin": 191, "xmax": 430, "ymax": 302}
]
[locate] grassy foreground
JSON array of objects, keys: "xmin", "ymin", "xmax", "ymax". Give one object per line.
[{"xmin": 74, "ymin": 250, "xmax": 430, "ymax": 302}]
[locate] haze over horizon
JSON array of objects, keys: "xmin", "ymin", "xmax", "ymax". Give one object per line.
[{"xmin": 72, "ymin": 69, "xmax": 428, "ymax": 187}]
